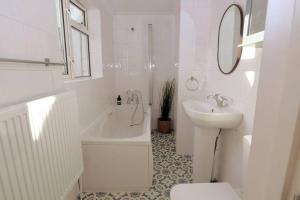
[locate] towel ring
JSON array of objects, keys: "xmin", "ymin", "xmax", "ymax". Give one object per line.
[{"xmin": 186, "ymin": 76, "xmax": 199, "ymax": 91}]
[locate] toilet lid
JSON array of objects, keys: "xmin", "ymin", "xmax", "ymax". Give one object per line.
[{"xmin": 170, "ymin": 183, "xmax": 241, "ymax": 200}]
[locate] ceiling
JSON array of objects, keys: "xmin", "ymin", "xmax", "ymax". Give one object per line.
[{"xmin": 86, "ymin": 0, "xmax": 179, "ymax": 14}]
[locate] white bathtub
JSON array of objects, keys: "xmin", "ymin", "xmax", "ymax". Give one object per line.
[{"xmin": 81, "ymin": 105, "xmax": 153, "ymax": 192}]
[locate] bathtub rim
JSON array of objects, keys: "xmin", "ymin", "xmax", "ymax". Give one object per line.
[{"xmin": 81, "ymin": 105, "xmax": 151, "ymax": 145}]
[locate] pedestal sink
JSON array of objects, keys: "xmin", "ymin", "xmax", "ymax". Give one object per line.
[
  {"xmin": 182, "ymin": 100, "xmax": 243, "ymax": 129},
  {"xmin": 182, "ymin": 100, "xmax": 243, "ymax": 183}
]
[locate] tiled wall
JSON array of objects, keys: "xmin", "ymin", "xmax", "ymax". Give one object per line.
[
  {"xmin": 113, "ymin": 14, "xmax": 177, "ymax": 130},
  {"xmin": 176, "ymin": 0, "xmax": 211, "ymax": 155},
  {"xmin": 0, "ymin": 0, "xmax": 115, "ymax": 133},
  {"xmin": 176, "ymin": 0, "xmax": 263, "ymax": 192},
  {"xmin": 0, "ymin": 1, "xmax": 115, "ymax": 199},
  {"xmin": 0, "ymin": 0, "xmax": 64, "ymax": 106},
  {"xmin": 0, "ymin": 0, "xmax": 62, "ymax": 62},
  {"xmin": 66, "ymin": 5, "xmax": 115, "ymax": 131},
  {"xmin": 207, "ymin": 0, "xmax": 263, "ymax": 191}
]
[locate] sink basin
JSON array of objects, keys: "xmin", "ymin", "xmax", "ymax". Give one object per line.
[{"xmin": 182, "ymin": 100, "xmax": 243, "ymax": 129}]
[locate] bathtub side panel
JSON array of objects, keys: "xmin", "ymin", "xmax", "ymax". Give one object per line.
[{"xmin": 82, "ymin": 144, "xmax": 151, "ymax": 192}]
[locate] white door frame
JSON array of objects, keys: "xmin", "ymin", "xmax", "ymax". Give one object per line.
[{"xmin": 243, "ymin": 0, "xmax": 300, "ymax": 199}]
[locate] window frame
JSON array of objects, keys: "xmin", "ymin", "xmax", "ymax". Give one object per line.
[
  {"xmin": 60, "ymin": 0, "xmax": 91, "ymax": 79},
  {"xmin": 56, "ymin": 0, "xmax": 69, "ymax": 75},
  {"xmin": 70, "ymin": 26, "xmax": 91, "ymax": 78},
  {"xmin": 69, "ymin": 2, "xmax": 87, "ymax": 26}
]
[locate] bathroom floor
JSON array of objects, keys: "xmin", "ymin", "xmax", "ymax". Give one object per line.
[{"xmin": 82, "ymin": 132, "xmax": 193, "ymax": 200}]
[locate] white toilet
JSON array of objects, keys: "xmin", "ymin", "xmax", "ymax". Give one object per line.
[{"xmin": 170, "ymin": 183, "xmax": 240, "ymax": 200}]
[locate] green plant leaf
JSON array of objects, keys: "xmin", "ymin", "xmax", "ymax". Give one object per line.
[{"xmin": 160, "ymin": 78, "xmax": 175, "ymax": 120}]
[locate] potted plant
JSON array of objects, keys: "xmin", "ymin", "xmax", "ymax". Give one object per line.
[{"xmin": 158, "ymin": 78, "xmax": 175, "ymax": 133}]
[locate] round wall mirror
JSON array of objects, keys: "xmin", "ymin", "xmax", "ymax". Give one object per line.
[{"xmin": 218, "ymin": 4, "xmax": 244, "ymax": 74}]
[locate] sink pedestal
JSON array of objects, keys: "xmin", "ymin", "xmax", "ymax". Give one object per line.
[
  {"xmin": 193, "ymin": 127, "xmax": 219, "ymax": 183},
  {"xmin": 182, "ymin": 100, "xmax": 243, "ymax": 183}
]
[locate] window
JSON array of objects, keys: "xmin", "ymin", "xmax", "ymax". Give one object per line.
[
  {"xmin": 56, "ymin": 0, "xmax": 68, "ymax": 74},
  {"xmin": 56, "ymin": 0, "xmax": 91, "ymax": 78},
  {"xmin": 71, "ymin": 28, "xmax": 90, "ymax": 77},
  {"xmin": 70, "ymin": 3, "xmax": 86, "ymax": 25}
]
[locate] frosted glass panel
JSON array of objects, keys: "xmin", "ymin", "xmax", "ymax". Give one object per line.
[
  {"xmin": 70, "ymin": 3, "xmax": 85, "ymax": 25},
  {"xmin": 81, "ymin": 33, "xmax": 90, "ymax": 76},
  {"xmin": 71, "ymin": 28, "xmax": 90, "ymax": 77}
]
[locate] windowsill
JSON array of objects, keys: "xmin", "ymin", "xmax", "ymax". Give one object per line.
[{"xmin": 64, "ymin": 76, "xmax": 102, "ymax": 84}]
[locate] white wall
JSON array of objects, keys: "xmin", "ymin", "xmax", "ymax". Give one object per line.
[
  {"xmin": 207, "ymin": 0, "xmax": 262, "ymax": 191},
  {"xmin": 0, "ymin": 0, "xmax": 62, "ymax": 62},
  {"xmin": 285, "ymin": 109, "xmax": 300, "ymax": 199},
  {"xmin": 113, "ymin": 14, "xmax": 177, "ymax": 130},
  {"xmin": 244, "ymin": 0, "xmax": 300, "ymax": 198},
  {"xmin": 176, "ymin": 0, "xmax": 211, "ymax": 155},
  {"xmin": 176, "ymin": 0, "xmax": 263, "ymax": 192},
  {"xmin": 0, "ymin": 0, "xmax": 65, "ymax": 106},
  {"xmin": 66, "ymin": 5, "xmax": 115, "ymax": 131},
  {"xmin": 0, "ymin": 0, "xmax": 115, "ymax": 133},
  {"xmin": 0, "ymin": 0, "xmax": 115, "ymax": 199},
  {"xmin": 290, "ymin": 153, "xmax": 300, "ymax": 199}
]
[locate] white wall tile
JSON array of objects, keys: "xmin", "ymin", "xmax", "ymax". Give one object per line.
[
  {"xmin": 0, "ymin": 68, "xmax": 62, "ymax": 106},
  {"xmin": 177, "ymin": 0, "xmax": 263, "ymax": 191},
  {"xmin": 113, "ymin": 14, "xmax": 178, "ymax": 130},
  {"xmin": 0, "ymin": 0, "xmax": 61, "ymax": 62},
  {"xmin": 1, "ymin": 1, "xmax": 115, "ymax": 199}
]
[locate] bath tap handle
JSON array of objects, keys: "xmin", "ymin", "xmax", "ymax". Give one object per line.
[{"xmin": 126, "ymin": 90, "xmax": 134, "ymax": 104}]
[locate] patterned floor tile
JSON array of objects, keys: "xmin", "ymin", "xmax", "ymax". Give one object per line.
[{"xmin": 82, "ymin": 132, "xmax": 192, "ymax": 200}]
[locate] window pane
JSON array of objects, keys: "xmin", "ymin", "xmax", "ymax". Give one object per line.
[
  {"xmin": 70, "ymin": 3, "xmax": 85, "ymax": 25},
  {"xmin": 71, "ymin": 28, "xmax": 90, "ymax": 77},
  {"xmin": 56, "ymin": 0, "xmax": 68, "ymax": 74},
  {"xmin": 80, "ymin": 33, "xmax": 90, "ymax": 76}
]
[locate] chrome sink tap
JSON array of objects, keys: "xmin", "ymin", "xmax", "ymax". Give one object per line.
[{"xmin": 207, "ymin": 93, "xmax": 229, "ymax": 107}]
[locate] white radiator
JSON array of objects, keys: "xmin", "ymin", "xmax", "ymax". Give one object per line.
[{"xmin": 0, "ymin": 91, "xmax": 83, "ymax": 200}]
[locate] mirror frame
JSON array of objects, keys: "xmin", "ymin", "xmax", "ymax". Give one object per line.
[{"xmin": 217, "ymin": 4, "xmax": 244, "ymax": 75}]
